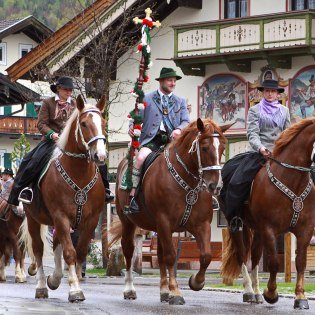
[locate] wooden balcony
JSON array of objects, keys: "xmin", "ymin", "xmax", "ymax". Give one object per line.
[
  {"xmin": 173, "ymin": 10, "xmax": 315, "ymax": 74},
  {"xmin": 0, "ymin": 116, "xmax": 40, "ymax": 135}
]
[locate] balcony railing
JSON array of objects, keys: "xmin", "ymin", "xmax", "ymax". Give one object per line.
[
  {"xmin": 173, "ymin": 10, "xmax": 315, "ymax": 59},
  {"xmin": 0, "ymin": 116, "xmax": 39, "ymax": 135}
]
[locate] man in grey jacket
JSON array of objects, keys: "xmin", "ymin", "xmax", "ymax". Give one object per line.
[
  {"xmin": 220, "ymin": 80, "xmax": 290, "ymax": 232},
  {"xmin": 127, "ymin": 67, "xmax": 190, "ymax": 213}
]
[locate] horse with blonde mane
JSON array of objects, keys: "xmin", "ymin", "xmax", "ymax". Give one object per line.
[
  {"xmin": 20, "ymin": 95, "xmax": 106, "ymax": 302},
  {"xmin": 221, "ymin": 117, "xmax": 315, "ymax": 310},
  {"xmin": 113, "ymin": 118, "xmax": 230, "ymax": 305}
]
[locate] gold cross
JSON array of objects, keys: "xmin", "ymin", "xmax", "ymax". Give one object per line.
[{"xmin": 133, "ymin": 7, "xmax": 161, "ymax": 28}]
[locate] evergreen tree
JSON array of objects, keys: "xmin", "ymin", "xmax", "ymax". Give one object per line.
[{"xmin": 10, "ymin": 133, "xmax": 31, "ymax": 171}]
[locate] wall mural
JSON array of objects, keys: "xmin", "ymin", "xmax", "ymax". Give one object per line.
[
  {"xmin": 290, "ymin": 67, "xmax": 315, "ymax": 122},
  {"xmin": 199, "ymin": 74, "xmax": 246, "ymax": 130}
]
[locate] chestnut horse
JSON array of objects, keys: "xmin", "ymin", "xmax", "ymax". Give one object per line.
[
  {"xmin": 114, "ymin": 118, "xmax": 229, "ymax": 305},
  {"xmin": 0, "ymin": 206, "xmax": 27, "ymax": 283},
  {"xmin": 20, "ymin": 95, "xmax": 106, "ymax": 302},
  {"xmin": 221, "ymin": 118, "xmax": 315, "ymax": 310}
]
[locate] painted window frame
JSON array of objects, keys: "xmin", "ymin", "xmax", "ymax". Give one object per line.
[
  {"xmin": 291, "ymin": 0, "xmax": 315, "ymax": 10},
  {"xmin": 0, "ymin": 42, "xmax": 7, "ymax": 66},
  {"xmin": 19, "ymin": 43, "xmax": 33, "ymax": 59},
  {"xmin": 224, "ymin": 0, "xmax": 248, "ymax": 19}
]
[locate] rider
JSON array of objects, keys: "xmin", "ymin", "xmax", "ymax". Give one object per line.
[
  {"xmin": 220, "ymin": 79, "xmax": 291, "ymax": 233},
  {"xmin": 8, "ymin": 76, "xmax": 114, "ymax": 207},
  {"xmin": 126, "ymin": 67, "xmax": 190, "ymax": 213},
  {"xmin": 0, "ymin": 168, "xmax": 14, "ymax": 215}
]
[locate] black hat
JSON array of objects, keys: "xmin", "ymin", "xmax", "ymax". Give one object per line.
[
  {"xmin": 257, "ymin": 80, "xmax": 284, "ymax": 93},
  {"xmin": 2, "ymin": 168, "xmax": 14, "ymax": 176},
  {"xmin": 155, "ymin": 67, "xmax": 182, "ymax": 81},
  {"xmin": 50, "ymin": 76, "xmax": 75, "ymax": 93}
]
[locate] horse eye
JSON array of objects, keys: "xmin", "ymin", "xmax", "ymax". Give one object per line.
[{"xmin": 81, "ymin": 122, "xmax": 87, "ymax": 128}]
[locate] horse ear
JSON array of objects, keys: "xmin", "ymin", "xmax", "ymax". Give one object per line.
[
  {"xmin": 197, "ymin": 118, "xmax": 205, "ymax": 132},
  {"xmin": 76, "ymin": 95, "xmax": 85, "ymax": 111},
  {"xmin": 220, "ymin": 118, "xmax": 245, "ymax": 133},
  {"xmin": 96, "ymin": 95, "xmax": 106, "ymax": 112}
]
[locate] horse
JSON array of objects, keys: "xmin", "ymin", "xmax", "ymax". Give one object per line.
[
  {"xmin": 221, "ymin": 117, "xmax": 315, "ymax": 310},
  {"xmin": 113, "ymin": 118, "xmax": 230, "ymax": 305},
  {"xmin": 0, "ymin": 205, "xmax": 27, "ymax": 283},
  {"xmin": 19, "ymin": 95, "xmax": 106, "ymax": 302}
]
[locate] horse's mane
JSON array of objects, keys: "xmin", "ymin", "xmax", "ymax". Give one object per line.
[
  {"xmin": 177, "ymin": 119, "xmax": 224, "ymax": 145},
  {"xmin": 273, "ymin": 117, "xmax": 315, "ymax": 157}
]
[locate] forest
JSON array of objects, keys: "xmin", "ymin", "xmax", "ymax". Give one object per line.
[{"xmin": 0, "ymin": 0, "xmax": 93, "ymax": 30}]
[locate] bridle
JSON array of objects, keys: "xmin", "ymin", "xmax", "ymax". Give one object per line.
[{"xmin": 61, "ymin": 108, "xmax": 106, "ymax": 160}]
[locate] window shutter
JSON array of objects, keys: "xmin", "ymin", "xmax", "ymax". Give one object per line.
[{"xmin": 4, "ymin": 152, "xmax": 11, "ymax": 169}]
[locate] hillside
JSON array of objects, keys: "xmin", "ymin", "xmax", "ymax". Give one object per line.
[{"xmin": 0, "ymin": 0, "xmax": 93, "ymax": 30}]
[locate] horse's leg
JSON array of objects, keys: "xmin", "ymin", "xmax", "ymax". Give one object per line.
[
  {"xmin": 121, "ymin": 219, "xmax": 137, "ymax": 300},
  {"xmin": 11, "ymin": 232, "xmax": 26, "ymax": 283},
  {"xmin": 157, "ymin": 225, "xmax": 185, "ymax": 305},
  {"xmin": 28, "ymin": 253, "xmax": 37, "ymax": 276},
  {"xmin": 188, "ymin": 221, "xmax": 211, "ymax": 291},
  {"xmin": 55, "ymin": 222, "xmax": 85, "ymax": 302},
  {"xmin": 0, "ymin": 254, "xmax": 6, "ymax": 282},
  {"xmin": 27, "ymin": 216, "xmax": 48, "ymax": 298},
  {"xmin": 47, "ymin": 242, "xmax": 63, "ymax": 290},
  {"xmin": 262, "ymin": 229, "xmax": 279, "ymax": 304},
  {"xmin": 157, "ymin": 237, "xmax": 169, "ymax": 302},
  {"xmin": 293, "ymin": 233, "xmax": 312, "ymax": 310},
  {"xmin": 251, "ymin": 231, "xmax": 263, "ymax": 304}
]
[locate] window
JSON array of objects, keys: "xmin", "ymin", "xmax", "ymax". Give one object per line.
[
  {"xmin": 0, "ymin": 43, "xmax": 7, "ymax": 66},
  {"xmin": 19, "ymin": 44, "xmax": 32, "ymax": 58},
  {"xmin": 224, "ymin": 0, "xmax": 248, "ymax": 19},
  {"xmin": 292, "ymin": 0, "xmax": 315, "ymax": 10}
]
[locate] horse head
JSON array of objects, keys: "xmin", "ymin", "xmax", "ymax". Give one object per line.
[
  {"xmin": 67, "ymin": 95, "xmax": 107, "ymax": 165},
  {"xmin": 176, "ymin": 118, "xmax": 227, "ymax": 194}
]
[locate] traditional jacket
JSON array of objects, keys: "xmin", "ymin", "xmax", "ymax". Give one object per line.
[
  {"xmin": 138, "ymin": 90, "xmax": 190, "ymax": 146},
  {"xmin": 247, "ymin": 103, "xmax": 291, "ymax": 152},
  {"xmin": 37, "ymin": 97, "xmax": 76, "ymax": 138}
]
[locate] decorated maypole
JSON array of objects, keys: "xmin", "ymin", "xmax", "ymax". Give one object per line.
[{"xmin": 126, "ymin": 8, "xmax": 161, "ymax": 190}]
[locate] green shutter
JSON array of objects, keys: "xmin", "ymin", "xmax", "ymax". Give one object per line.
[
  {"xmin": 4, "ymin": 152, "xmax": 11, "ymax": 169},
  {"xmin": 4, "ymin": 105, "xmax": 12, "ymax": 115},
  {"xmin": 26, "ymin": 102, "xmax": 37, "ymax": 118}
]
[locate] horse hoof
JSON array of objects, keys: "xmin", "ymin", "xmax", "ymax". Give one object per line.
[
  {"xmin": 294, "ymin": 299, "xmax": 309, "ymax": 310},
  {"xmin": 68, "ymin": 290, "xmax": 85, "ymax": 303},
  {"xmin": 243, "ymin": 292, "xmax": 256, "ymax": 303},
  {"xmin": 15, "ymin": 277, "xmax": 26, "ymax": 283},
  {"xmin": 123, "ymin": 290, "xmax": 137, "ymax": 300},
  {"xmin": 255, "ymin": 294, "xmax": 264, "ymax": 304},
  {"xmin": 28, "ymin": 265, "xmax": 37, "ymax": 276},
  {"xmin": 188, "ymin": 275, "xmax": 205, "ymax": 291},
  {"xmin": 47, "ymin": 275, "xmax": 60, "ymax": 290},
  {"xmin": 160, "ymin": 292, "xmax": 169, "ymax": 302},
  {"xmin": 263, "ymin": 289, "xmax": 278, "ymax": 304},
  {"xmin": 35, "ymin": 288, "xmax": 48, "ymax": 299},
  {"xmin": 169, "ymin": 295, "xmax": 185, "ymax": 305}
]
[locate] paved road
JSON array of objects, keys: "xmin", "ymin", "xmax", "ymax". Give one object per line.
[{"xmin": 1, "ymin": 264, "xmax": 315, "ymax": 314}]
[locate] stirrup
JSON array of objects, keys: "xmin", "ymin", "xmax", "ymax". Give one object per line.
[
  {"xmin": 212, "ymin": 196, "xmax": 219, "ymax": 210},
  {"xmin": 229, "ymin": 216, "xmax": 243, "ymax": 233},
  {"xmin": 123, "ymin": 197, "xmax": 140, "ymax": 215},
  {"xmin": 105, "ymin": 188, "xmax": 115, "ymax": 202},
  {"xmin": 18, "ymin": 187, "xmax": 33, "ymax": 205}
]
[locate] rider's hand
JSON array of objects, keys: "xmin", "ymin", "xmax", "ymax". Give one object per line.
[
  {"xmin": 259, "ymin": 146, "xmax": 270, "ymax": 158},
  {"xmin": 52, "ymin": 133, "xmax": 60, "ymax": 141},
  {"xmin": 128, "ymin": 127, "xmax": 134, "ymax": 138},
  {"xmin": 171, "ymin": 129, "xmax": 181, "ymax": 140}
]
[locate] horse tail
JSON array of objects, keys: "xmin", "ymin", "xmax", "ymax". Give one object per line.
[
  {"xmin": 18, "ymin": 217, "xmax": 53, "ymax": 258},
  {"xmin": 221, "ymin": 225, "xmax": 252, "ymax": 284},
  {"xmin": 107, "ymin": 219, "xmax": 123, "ymax": 248}
]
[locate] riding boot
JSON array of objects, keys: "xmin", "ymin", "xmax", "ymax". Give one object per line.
[
  {"xmin": 124, "ymin": 166, "xmax": 141, "ymax": 214},
  {"xmin": 99, "ymin": 164, "xmax": 115, "ymax": 203}
]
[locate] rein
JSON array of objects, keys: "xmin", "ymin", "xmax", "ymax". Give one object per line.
[
  {"xmin": 268, "ymin": 156, "xmax": 315, "ymax": 173},
  {"xmin": 61, "ymin": 108, "xmax": 106, "ymax": 160},
  {"xmin": 164, "ymin": 132, "xmax": 221, "ymax": 226},
  {"xmin": 266, "ymin": 161, "xmax": 313, "ymax": 227}
]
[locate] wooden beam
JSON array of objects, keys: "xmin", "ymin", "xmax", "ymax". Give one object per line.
[
  {"xmin": 267, "ymin": 55, "xmax": 292, "ymax": 69},
  {"xmin": 285, "ymin": 232, "xmax": 292, "ymax": 283},
  {"xmin": 175, "ymin": 62, "xmax": 205, "ymax": 76},
  {"xmin": 226, "ymin": 60, "xmax": 251, "ymax": 73},
  {"xmin": 177, "ymin": 0, "xmax": 202, "ymax": 9}
]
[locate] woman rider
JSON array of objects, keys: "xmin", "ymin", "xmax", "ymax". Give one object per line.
[
  {"xmin": 8, "ymin": 76, "xmax": 113, "ymax": 207},
  {"xmin": 220, "ymin": 79, "xmax": 291, "ymax": 233}
]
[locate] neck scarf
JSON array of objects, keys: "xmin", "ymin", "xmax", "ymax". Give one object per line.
[
  {"xmin": 55, "ymin": 100, "xmax": 74, "ymax": 119},
  {"xmin": 258, "ymin": 98, "xmax": 286, "ymax": 128}
]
